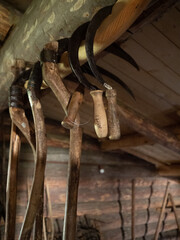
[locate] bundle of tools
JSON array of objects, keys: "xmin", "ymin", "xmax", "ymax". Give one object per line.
[{"xmin": 5, "ymin": 3, "xmax": 139, "ymax": 240}]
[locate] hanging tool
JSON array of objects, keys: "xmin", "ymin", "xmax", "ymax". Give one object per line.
[
  {"xmin": 85, "ymin": 5, "xmax": 122, "ymax": 140},
  {"xmin": 68, "ymin": 22, "xmax": 108, "ymax": 138},
  {"xmin": 8, "ymin": 61, "xmax": 46, "ymax": 239},
  {"xmin": 5, "ymin": 121, "xmax": 21, "ymax": 240},
  {"xmin": 19, "ymin": 61, "xmax": 47, "ymax": 240},
  {"xmin": 5, "ymin": 61, "xmax": 26, "ymax": 240},
  {"xmin": 42, "ymin": 41, "xmax": 83, "ymax": 240}
]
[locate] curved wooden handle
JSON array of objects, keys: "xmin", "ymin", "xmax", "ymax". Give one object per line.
[
  {"xmin": 62, "ymin": 91, "xmax": 84, "ymax": 129},
  {"xmin": 106, "ymin": 89, "xmax": 120, "ymax": 140},
  {"xmin": 90, "ymin": 90, "xmax": 108, "ymax": 138}
]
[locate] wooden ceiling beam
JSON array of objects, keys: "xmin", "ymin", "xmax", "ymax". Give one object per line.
[
  {"xmin": 117, "ymin": 102, "xmax": 180, "ymax": 154},
  {"xmin": 158, "ymin": 164, "xmax": 180, "ymax": 177},
  {"xmin": 101, "ymin": 124, "xmax": 180, "ymax": 151}
]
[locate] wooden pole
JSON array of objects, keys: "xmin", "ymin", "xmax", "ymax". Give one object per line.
[
  {"xmin": 4, "ymin": 122, "xmax": 21, "ymax": 240},
  {"xmin": 42, "ymin": 44, "xmax": 83, "ymax": 240},
  {"xmin": 19, "ymin": 65, "xmax": 47, "ymax": 239},
  {"xmin": 63, "ymin": 117, "xmax": 82, "ymax": 240}
]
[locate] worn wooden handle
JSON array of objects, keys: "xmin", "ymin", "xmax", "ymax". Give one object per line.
[
  {"xmin": 90, "ymin": 90, "xmax": 108, "ymax": 138},
  {"xmin": 106, "ymin": 89, "xmax": 120, "ymax": 140},
  {"xmin": 62, "ymin": 91, "xmax": 84, "ymax": 129}
]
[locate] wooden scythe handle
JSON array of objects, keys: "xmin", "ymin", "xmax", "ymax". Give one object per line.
[
  {"xmin": 106, "ymin": 89, "xmax": 120, "ymax": 140},
  {"xmin": 90, "ymin": 90, "xmax": 108, "ymax": 138},
  {"xmin": 62, "ymin": 90, "xmax": 84, "ymax": 129},
  {"xmin": 42, "ymin": 60, "xmax": 82, "ymax": 240},
  {"xmin": 4, "ymin": 122, "xmax": 21, "ymax": 240}
]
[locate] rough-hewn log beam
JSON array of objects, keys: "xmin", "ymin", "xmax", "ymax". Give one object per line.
[
  {"xmin": 101, "ymin": 124, "xmax": 180, "ymax": 150},
  {"xmin": 101, "ymin": 133, "xmax": 152, "ymax": 150},
  {"xmin": 0, "ymin": 0, "xmax": 150, "ymax": 111},
  {"xmin": 0, "ymin": 1, "xmax": 21, "ymax": 43},
  {"xmin": 117, "ymin": 103, "xmax": 180, "ymax": 155},
  {"xmin": 158, "ymin": 165, "xmax": 180, "ymax": 177}
]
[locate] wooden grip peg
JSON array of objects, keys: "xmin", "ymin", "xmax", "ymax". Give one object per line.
[
  {"xmin": 106, "ymin": 89, "xmax": 120, "ymax": 140},
  {"xmin": 90, "ymin": 90, "xmax": 108, "ymax": 138},
  {"xmin": 62, "ymin": 90, "xmax": 84, "ymax": 129}
]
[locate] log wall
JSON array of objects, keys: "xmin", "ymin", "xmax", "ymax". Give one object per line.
[{"xmin": 1, "ymin": 144, "xmax": 180, "ymax": 239}]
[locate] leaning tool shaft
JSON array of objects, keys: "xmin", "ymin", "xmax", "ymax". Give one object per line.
[
  {"xmin": 19, "ymin": 62, "xmax": 47, "ymax": 240},
  {"xmin": 4, "ymin": 123, "xmax": 21, "ymax": 240},
  {"xmin": 63, "ymin": 117, "xmax": 82, "ymax": 240}
]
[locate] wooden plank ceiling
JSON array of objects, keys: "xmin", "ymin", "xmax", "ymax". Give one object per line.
[{"xmin": 39, "ymin": 1, "xmax": 180, "ymax": 167}]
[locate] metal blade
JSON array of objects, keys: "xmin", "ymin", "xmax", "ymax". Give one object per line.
[
  {"xmin": 85, "ymin": 5, "xmax": 114, "ymax": 89},
  {"xmin": 68, "ymin": 22, "xmax": 97, "ymax": 90},
  {"xmin": 105, "ymin": 43, "xmax": 140, "ymax": 71},
  {"xmin": 82, "ymin": 63, "xmax": 135, "ymax": 100}
]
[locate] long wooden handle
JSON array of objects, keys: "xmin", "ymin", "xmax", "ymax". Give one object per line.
[
  {"xmin": 4, "ymin": 122, "xmax": 21, "ymax": 240},
  {"xmin": 106, "ymin": 89, "xmax": 120, "ymax": 140},
  {"xmin": 90, "ymin": 90, "xmax": 108, "ymax": 138},
  {"xmin": 62, "ymin": 91, "xmax": 83, "ymax": 129}
]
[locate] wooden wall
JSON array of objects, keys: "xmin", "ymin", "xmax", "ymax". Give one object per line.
[{"xmin": 1, "ymin": 144, "xmax": 180, "ymax": 239}]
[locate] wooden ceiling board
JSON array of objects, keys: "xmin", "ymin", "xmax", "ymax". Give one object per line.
[
  {"xmin": 131, "ymin": 24, "xmax": 180, "ymax": 76},
  {"xmin": 153, "ymin": 6, "xmax": 180, "ymax": 49},
  {"xmin": 129, "ymin": 143, "xmax": 180, "ymax": 163},
  {"xmin": 99, "ymin": 50, "xmax": 180, "ymax": 107},
  {"xmin": 97, "ymin": 57, "xmax": 176, "ymax": 126},
  {"xmin": 121, "ymin": 39, "xmax": 180, "ymax": 97}
]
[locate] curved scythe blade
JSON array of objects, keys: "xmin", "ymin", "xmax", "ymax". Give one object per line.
[
  {"xmin": 105, "ymin": 43, "xmax": 140, "ymax": 71},
  {"xmin": 82, "ymin": 63, "xmax": 135, "ymax": 100},
  {"xmin": 85, "ymin": 5, "xmax": 114, "ymax": 89},
  {"xmin": 68, "ymin": 22, "xmax": 97, "ymax": 90}
]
